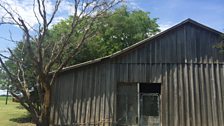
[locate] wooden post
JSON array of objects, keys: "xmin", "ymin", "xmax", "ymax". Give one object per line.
[{"xmin": 137, "ymin": 83, "xmax": 140, "ymax": 126}]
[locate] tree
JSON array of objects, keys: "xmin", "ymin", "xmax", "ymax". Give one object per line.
[
  {"xmin": 47, "ymin": 6, "xmax": 160, "ymax": 65},
  {"xmin": 0, "ymin": 0, "xmax": 122, "ymax": 125}
]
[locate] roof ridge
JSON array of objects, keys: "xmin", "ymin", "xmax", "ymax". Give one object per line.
[{"xmin": 183, "ymin": 18, "xmax": 222, "ymax": 34}]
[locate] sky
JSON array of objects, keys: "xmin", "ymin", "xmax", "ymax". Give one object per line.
[
  {"xmin": 127, "ymin": 0, "xmax": 224, "ymax": 31},
  {"xmin": 0, "ymin": 89, "xmax": 7, "ymax": 95},
  {"xmin": 0, "ymin": 0, "xmax": 223, "ymax": 94}
]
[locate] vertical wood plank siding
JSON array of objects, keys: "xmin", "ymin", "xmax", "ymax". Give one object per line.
[{"xmin": 50, "ymin": 22, "xmax": 224, "ymax": 125}]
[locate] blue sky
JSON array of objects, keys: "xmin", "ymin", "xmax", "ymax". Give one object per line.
[{"xmin": 127, "ymin": 0, "xmax": 224, "ymax": 31}]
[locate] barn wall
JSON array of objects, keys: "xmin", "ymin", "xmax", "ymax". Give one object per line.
[
  {"xmin": 51, "ymin": 63, "xmax": 224, "ymax": 126},
  {"xmin": 160, "ymin": 63, "xmax": 224, "ymax": 126},
  {"xmin": 50, "ymin": 22, "xmax": 224, "ymax": 126},
  {"xmin": 50, "ymin": 62, "xmax": 117, "ymax": 125}
]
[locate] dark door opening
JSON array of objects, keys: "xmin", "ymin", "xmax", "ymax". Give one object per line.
[
  {"xmin": 140, "ymin": 83, "xmax": 161, "ymax": 94},
  {"xmin": 117, "ymin": 83, "xmax": 161, "ymax": 126},
  {"xmin": 139, "ymin": 83, "xmax": 161, "ymax": 126}
]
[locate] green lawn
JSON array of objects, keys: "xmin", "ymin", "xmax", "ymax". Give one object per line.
[{"xmin": 0, "ymin": 96, "xmax": 34, "ymax": 126}]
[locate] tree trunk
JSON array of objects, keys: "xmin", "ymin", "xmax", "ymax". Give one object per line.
[
  {"xmin": 38, "ymin": 88, "xmax": 51, "ymax": 126},
  {"xmin": 5, "ymin": 84, "xmax": 9, "ymax": 105}
]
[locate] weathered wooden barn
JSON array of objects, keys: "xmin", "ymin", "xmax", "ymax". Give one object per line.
[{"xmin": 50, "ymin": 19, "xmax": 224, "ymax": 126}]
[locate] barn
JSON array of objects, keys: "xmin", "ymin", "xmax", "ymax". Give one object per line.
[{"xmin": 50, "ymin": 19, "xmax": 224, "ymax": 126}]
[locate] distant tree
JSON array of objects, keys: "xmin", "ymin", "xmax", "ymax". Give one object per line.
[
  {"xmin": 0, "ymin": 0, "xmax": 122, "ymax": 125},
  {"xmin": 0, "ymin": 67, "xmax": 7, "ymax": 90}
]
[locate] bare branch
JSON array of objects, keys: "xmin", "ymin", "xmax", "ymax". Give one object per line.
[
  {"xmin": 0, "ymin": 53, "xmax": 13, "ymax": 61},
  {"xmin": 47, "ymin": 0, "xmax": 62, "ymax": 26},
  {"xmin": 0, "ymin": 3, "xmax": 22, "ymax": 27},
  {"xmin": 0, "ymin": 36, "xmax": 19, "ymax": 43},
  {"xmin": 0, "ymin": 21, "xmax": 17, "ymax": 25},
  {"xmin": 37, "ymin": 0, "xmax": 44, "ymax": 21}
]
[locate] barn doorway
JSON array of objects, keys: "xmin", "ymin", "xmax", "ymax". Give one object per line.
[
  {"xmin": 139, "ymin": 83, "xmax": 161, "ymax": 126},
  {"xmin": 117, "ymin": 83, "xmax": 161, "ymax": 126}
]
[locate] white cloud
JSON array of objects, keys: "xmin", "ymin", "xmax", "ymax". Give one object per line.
[
  {"xmin": 126, "ymin": 0, "xmax": 141, "ymax": 10},
  {"xmin": 0, "ymin": 0, "xmax": 120, "ymax": 29},
  {"xmin": 59, "ymin": 0, "xmax": 75, "ymax": 15},
  {"xmin": 0, "ymin": 0, "xmax": 72, "ymax": 28},
  {"xmin": 159, "ymin": 21, "xmax": 175, "ymax": 31},
  {"xmin": 159, "ymin": 24, "xmax": 172, "ymax": 31},
  {"xmin": 0, "ymin": 0, "xmax": 36, "ymax": 27}
]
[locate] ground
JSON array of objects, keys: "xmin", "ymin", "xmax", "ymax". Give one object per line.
[{"xmin": 0, "ymin": 96, "xmax": 35, "ymax": 126}]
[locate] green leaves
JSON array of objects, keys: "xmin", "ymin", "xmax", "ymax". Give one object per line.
[{"xmin": 93, "ymin": 6, "xmax": 160, "ymax": 55}]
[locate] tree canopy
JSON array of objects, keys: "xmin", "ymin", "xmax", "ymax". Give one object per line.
[{"xmin": 48, "ymin": 6, "xmax": 160, "ymax": 65}]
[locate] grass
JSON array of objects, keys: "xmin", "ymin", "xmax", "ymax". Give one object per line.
[{"xmin": 0, "ymin": 96, "xmax": 35, "ymax": 126}]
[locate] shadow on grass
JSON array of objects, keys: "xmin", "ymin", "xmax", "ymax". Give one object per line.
[{"xmin": 9, "ymin": 114, "xmax": 32, "ymax": 123}]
